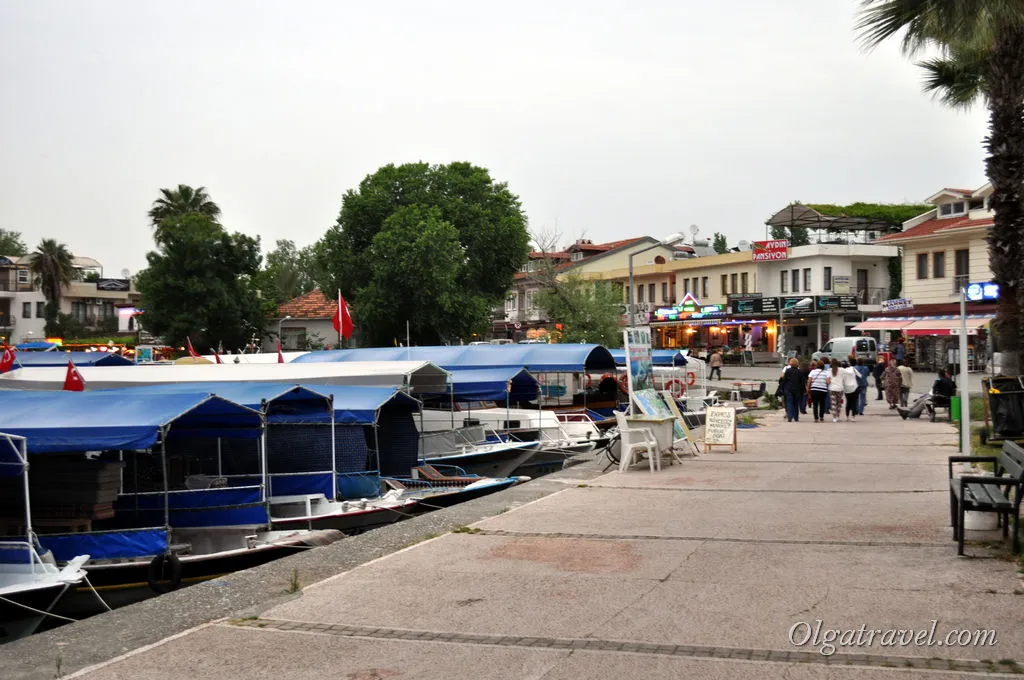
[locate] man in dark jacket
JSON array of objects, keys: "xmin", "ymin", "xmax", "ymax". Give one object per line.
[{"xmin": 872, "ymin": 358, "xmax": 886, "ymax": 400}]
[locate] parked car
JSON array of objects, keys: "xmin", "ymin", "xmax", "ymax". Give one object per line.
[{"xmin": 812, "ymin": 337, "xmax": 878, "ymax": 364}]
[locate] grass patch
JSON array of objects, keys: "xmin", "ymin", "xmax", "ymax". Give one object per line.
[
  {"xmin": 286, "ymin": 568, "xmax": 301, "ymax": 594},
  {"xmin": 452, "ymin": 526, "xmax": 481, "ymax": 534},
  {"xmin": 738, "ymin": 413, "xmax": 762, "ymax": 426}
]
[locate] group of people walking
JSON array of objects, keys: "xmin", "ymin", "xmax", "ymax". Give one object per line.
[{"xmin": 778, "ymin": 356, "xmax": 872, "ymax": 423}]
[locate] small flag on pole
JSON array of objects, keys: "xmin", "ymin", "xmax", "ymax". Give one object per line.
[
  {"xmin": 276, "ymin": 340, "xmax": 284, "ymax": 364},
  {"xmin": 212, "ymin": 349, "xmax": 223, "ymax": 364},
  {"xmin": 186, "ymin": 337, "xmax": 200, "ymax": 362},
  {"xmin": 63, "ymin": 360, "xmax": 85, "ymax": 391},
  {"xmin": 331, "ymin": 290, "xmax": 354, "ymax": 340}
]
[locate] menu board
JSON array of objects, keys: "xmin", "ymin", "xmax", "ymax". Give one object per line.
[{"xmin": 703, "ymin": 406, "xmax": 737, "ymax": 452}]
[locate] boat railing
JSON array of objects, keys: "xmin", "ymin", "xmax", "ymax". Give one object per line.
[{"xmin": 0, "ymin": 539, "xmax": 48, "ymax": 574}]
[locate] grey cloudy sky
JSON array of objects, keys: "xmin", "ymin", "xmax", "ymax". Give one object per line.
[{"xmin": 0, "ymin": 1, "xmax": 989, "ymax": 275}]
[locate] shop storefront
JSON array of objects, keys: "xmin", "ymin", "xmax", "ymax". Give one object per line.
[{"xmin": 853, "ymin": 314, "xmax": 993, "ymax": 371}]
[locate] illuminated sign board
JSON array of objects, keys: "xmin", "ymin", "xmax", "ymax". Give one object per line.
[
  {"xmin": 965, "ymin": 281, "xmax": 999, "ymax": 302},
  {"xmin": 751, "ymin": 239, "xmax": 789, "ymax": 262}
]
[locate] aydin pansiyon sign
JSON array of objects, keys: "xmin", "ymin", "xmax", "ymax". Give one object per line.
[{"xmin": 751, "ymin": 239, "xmax": 789, "ymax": 262}]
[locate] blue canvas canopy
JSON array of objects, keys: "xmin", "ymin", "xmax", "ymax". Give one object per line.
[
  {"xmin": 609, "ymin": 349, "xmax": 689, "ymax": 367},
  {"xmin": 13, "ymin": 351, "xmax": 134, "ymax": 368},
  {"xmin": 427, "ymin": 367, "xmax": 540, "ymax": 402},
  {"xmin": 14, "ymin": 342, "xmax": 59, "ymax": 351},
  {"xmin": 0, "ymin": 391, "xmax": 262, "ymax": 453},
  {"xmin": 0, "ymin": 432, "xmax": 27, "ymax": 479},
  {"xmin": 98, "ymin": 383, "xmax": 417, "ymax": 425},
  {"xmin": 292, "ymin": 344, "xmax": 616, "ymax": 373}
]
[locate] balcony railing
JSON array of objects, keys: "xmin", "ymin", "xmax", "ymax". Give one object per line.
[
  {"xmin": 855, "ymin": 287, "xmax": 886, "ymax": 305},
  {"xmin": 953, "ymin": 274, "xmax": 969, "ymax": 294},
  {"xmin": 0, "ymin": 314, "xmax": 13, "ymax": 328},
  {"xmin": 0, "ymin": 280, "xmax": 34, "ymax": 293}
]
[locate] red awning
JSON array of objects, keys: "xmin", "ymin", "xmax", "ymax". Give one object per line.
[
  {"xmin": 903, "ymin": 316, "xmax": 993, "ymax": 336},
  {"xmin": 851, "ymin": 318, "xmax": 913, "ymax": 331}
]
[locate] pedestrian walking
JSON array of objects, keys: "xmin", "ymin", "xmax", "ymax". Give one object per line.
[
  {"xmin": 780, "ymin": 357, "xmax": 804, "ymax": 422},
  {"xmin": 882, "ymin": 359, "xmax": 901, "ymax": 409},
  {"xmin": 872, "ymin": 357, "xmax": 885, "ymax": 400},
  {"xmin": 841, "ymin": 361, "xmax": 859, "ymax": 421},
  {"xmin": 854, "ymin": 357, "xmax": 871, "ymax": 415},
  {"xmin": 893, "ymin": 338, "xmax": 906, "ymax": 363},
  {"xmin": 828, "ymin": 362, "xmax": 845, "ymax": 422},
  {"xmin": 806, "ymin": 359, "xmax": 830, "ymax": 422},
  {"xmin": 708, "ymin": 350, "xmax": 723, "ymax": 381},
  {"xmin": 798, "ymin": 360, "xmax": 811, "ymax": 415},
  {"xmin": 897, "ymin": 360, "xmax": 913, "ymax": 407}
]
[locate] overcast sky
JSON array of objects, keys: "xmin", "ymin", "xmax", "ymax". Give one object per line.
[{"xmin": 0, "ymin": 1, "xmax": 990, "ymax": 276}]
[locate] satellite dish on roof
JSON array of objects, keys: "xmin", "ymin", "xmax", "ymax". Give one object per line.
[
  {"xmin": 121, "ymin": 268, "xmax": 131, "ymax": 278},
  {"xmin": 689, "ymin": 224, "xmax": 699, "ymax": 240}
]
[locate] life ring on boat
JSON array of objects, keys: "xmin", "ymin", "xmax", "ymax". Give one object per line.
[
  {"xmin": 617, "ymin": 374, "xmax": 629, "ymax": 392},
  {"xmin": 665, "ymin": 378, "xmax": 686, "ymax": 396},
  {"xmin": 685, "ymin": 371, "xmax": 697, "ymax": 386},
  {"xmin": 147, "ymin": 554, "xmax": 183, "ymax": 594}
]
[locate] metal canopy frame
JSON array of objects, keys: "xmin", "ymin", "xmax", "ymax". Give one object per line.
[{"xmin": 764, "ymin": 205, "xmax": 903, "ymax": 243}]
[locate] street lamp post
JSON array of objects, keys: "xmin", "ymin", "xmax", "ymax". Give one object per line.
[
  {"xmin": 627, "ymin": 233, "xmax": 686, "ymax": 327},
  {"xmin": 777, "ymin": 297, "xmax": 813, "ymax": 363},
  {"xmin": 278, "ymin": 315, "xmax": 291, "ymax": 350}
]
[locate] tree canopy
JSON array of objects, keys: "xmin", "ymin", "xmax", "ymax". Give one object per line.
[
  {"xmin": 255, "ymin": 239, "xmax": 320, "ymax": 311},
  {"xmin": 0, "ymin": 228, "xmax": 27, "ymax": 257},
  {"xmin": 712, "ymin": 232, "xmax": 729, "ymax": 254},
  {"xmin": 148, "ymin": 185, "xmax": 222, "ymax": 245},
  {"xmin": 315, "ymin": 162, "xmax": 530, "ymax": 345},
  {"xmin": 135, "ymin": 214, "xmax": 264, "ymax": 352},
  {"xmin": 28, "ymin": 239, "xmax": 76, "ymax": 335},
  {"xmin": 804, "ymin": 202, "xmax": 932, "ymax": 226},
  {"xmin": 536, "ymin": 274, "xmax": 623, "ymax": 347},
  {"xmin": 769, "ymin": 224, "xmax": 811, "ymax": 246}
]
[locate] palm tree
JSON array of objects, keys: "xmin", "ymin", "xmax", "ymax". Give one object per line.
[
  {"xmin": 857, "ymin": 1, "xmax": 1024, "ymax": 373},
  {"xmin": 148, "ymin": 185, "xmax": 221, "ymax": 243},
  {"xmin": 29, "ymin": 239, "xmax": 76, "ymax": 335}
]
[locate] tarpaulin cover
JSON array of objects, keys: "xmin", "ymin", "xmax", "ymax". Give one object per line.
[
  {"xmin": 0, "ymin": 391, "xmax": 262, "ymax": 453},
  {"xmin": 115, "ymin": 487, "xmax": 268, "ymax": 528},
  {"xmin": 14, "ymin": 342, "xmax": 59, "ymax": 351},
  {"xmin": 0, "ymin": 433, "xmax": 26, "ymax": 478},
  {"xmin": 292, "ymin": 344, "xmax": 617, "ymax": 372},
  {"xmin": 13, "ymin": 352, "xmax": 134, "ymax": 368},
  {"xmin": 424, "ymin": 368, "xmax": 540, "ymax": 401},
  {"xmin": 268, "ymin": 472, "xmax": 334, "ymax": 498},
  {"xmin": 37, "ymin": 527, "xmax": 169, "ymax": 562},
  {"xmin": 609, "ymin": 349, "xmax": 688, "ymax": 367},
  {"xmin": 99, "ymin": 383, "xmax": 332, "ymax": 424}
]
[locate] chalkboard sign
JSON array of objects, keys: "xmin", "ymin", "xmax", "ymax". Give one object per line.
[{"xmin": 703, "ymin": 406, "xmax": 737, "ymax": 453}]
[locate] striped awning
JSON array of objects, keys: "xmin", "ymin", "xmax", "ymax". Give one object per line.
[
  {"xmin": 904, "ymin": 315, "xmax": 993, "ymax": 336},
  {"xmin": 851, "ymin": 317, "xmax": 915, "ymax": 331}
]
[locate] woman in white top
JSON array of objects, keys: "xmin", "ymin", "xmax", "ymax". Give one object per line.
[
  {"xmin": 840, "ymin": 361, "xmax": 860, "ymax": 421},
  {"xmin": 806, "ymin": 360, "xmax": 830, "ymax": 423},
  {"xmin": 827, "ymin": 362, "xmax": 846, "ymax": 422}
]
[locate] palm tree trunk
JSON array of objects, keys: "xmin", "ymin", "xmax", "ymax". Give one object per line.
[{"xmin": 984, "ymin": 27, "xmax": 1024, "ymax": 375}]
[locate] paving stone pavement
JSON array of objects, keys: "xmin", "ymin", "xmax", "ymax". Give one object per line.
[{"xmin": 8, "ymin": 407, "xmax": 1024, "ymax": 679}]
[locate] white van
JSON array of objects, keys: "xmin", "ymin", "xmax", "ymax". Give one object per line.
[{"xmin": 812, "ymin": 337, "xmax": 878, "ymax": 364}]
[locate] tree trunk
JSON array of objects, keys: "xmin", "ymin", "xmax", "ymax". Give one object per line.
[{"xmin": 983, "ymin": 27, "xmax": 1024, "ymax": 375}]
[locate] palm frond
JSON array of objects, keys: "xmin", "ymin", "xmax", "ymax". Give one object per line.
[
  {"xmin": 856, "ymin": 0, "xmax": 1024, "ymax": 54},
  {"xmin": 918, "ymin": 54, "xmax": 987, "ymax": 108}
]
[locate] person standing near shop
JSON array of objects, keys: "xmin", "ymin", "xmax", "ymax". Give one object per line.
[
  {"xmin": 841, "ymin": 360, "xmax": 860, "ymax": 421},
  {"xmin": 806, "ymin": 359, "xmax": 830, "ymax": 422},
  {"xmin": 872, "ymin": 357, "xmax": 886, "ymax": 401},
  {"xmin": 897, "ymin": 360, "xmax": 914, "ymax": 407},
  {"xmin": 828, "ymin": 362, "xmax": 846, "ymax": 422},
  {"xmin": 780, "ymin": 357, "xmax": 804, "ymax": 422},
  {"xmin": 854, "ymin": 357, "xmax": 871, "ymax": 415},
  {"xmin": 893, "ymin": 337, "xmax": 906, "ymax": 363},
  {"xmin": 798, "ymin": 360, "xmax": 811, "ymax": 416},
  {"xmin": 882, "ymin": 359, "xmax": 901, "ymax": 409},
  {"xmin": 709, "ymin": 349, "xmax": 723, "ymax": 381}
]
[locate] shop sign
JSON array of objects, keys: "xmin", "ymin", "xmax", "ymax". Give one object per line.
[
  {"xmin": 751, "ymin": 239, "xmax": 789, "ymax": 262},
  {"xmin": 729, "ymin": 296, "xmax": 779, "ymax": 315},
  {"xmin": 832, "ymin": 275, "xmax": 851, "ymax": 294},
  {"xmin": 677, "ymin": 292, "xmax": 701, "ymax": 313},
  {"xmin": 965, "ymin": 281, "xmax": 999, "ymax": 302},
  {"xmin": 727, "ymin": 292, "xmax": 762, "ymax": 300},
  {"xmin": 815, "ymin": 295, "xmax": 858, "ymax": 311},
  {"xmin": 690, "ymin": 304, "xmax": 727, "ymax": 319},
  {"xmin": 881, "ymin": 298, "xmax": 914, "ymax": 312},
  {"xmin": 779, "ymin": 296, "xmax": 816, "ymax": 313},
  {"xmin": 950, "ymin": 327, "xmax": 979, "ymax": 336}
]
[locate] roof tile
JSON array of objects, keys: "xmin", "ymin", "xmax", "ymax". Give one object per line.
[
  {"xmin": 275, "ymin": 288, "xmax": 338, "ymax": 319},
  {"xmin": 877, "ymin": 214, "xmax": 993, "ymax": 243}
]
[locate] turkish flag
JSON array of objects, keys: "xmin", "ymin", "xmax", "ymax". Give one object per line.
[
  {"xmin": 331, "ymin": 290, "xmax": 354, "ymax": 340},
  {"xmin": 186, "ymin": 337, "xmax": 200, "ymax": 360},
  {"xmin": 63, "ymin": 360, "xmax": 85, "ymax": 391},
  {"xmin": 0, "ymin": 346, "xmax": 15, "ymax": 374},
  {"xmin": 276, "ymin": 340, "xmax": 284, "ymax": 364},
  {"xmin": 212, "ymin": 349, "xmax": 223, "ymax": 364}
]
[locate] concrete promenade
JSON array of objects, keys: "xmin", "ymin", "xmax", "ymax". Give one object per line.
[{"xmin": 5, "ymin": 407, "xmax": 1023, "ymax": 679}]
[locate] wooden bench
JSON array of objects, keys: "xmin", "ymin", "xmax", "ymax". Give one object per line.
[{"xmin": 948, "ymin": 440, "xmax": 1024, "ymax": 556}]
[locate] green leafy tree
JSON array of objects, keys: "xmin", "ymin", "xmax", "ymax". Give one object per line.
[
  {"xmin": 536, "ymin": 274, "xmax": 623, "ymax": 347},
  {"xmin": 28, "ymin": 239, "xmax": 76, "ymax": 335},
  {"xmin": 135, "ymin": 214, "xmax": 264, "ymax": 352},
  {"xmin": 256, "ymin": 239, "xmax": 319, "ymax": 310},
  {"xmin": 768, "ymin": 225, "xmax": 811, "ymax": 246},
  {"xmin": 315, "ymin": 162, "xmax": 530, "ymax": 345},
  {"xmin": 858, "ymin": 0, "xmax": 1024, "ymax": 372},
  {"xmin": 712, "ymin": 232, "xmax": 729, "ymax": 254},
  {"xmin": 0, "ymin": 228, "xmax": 27, "ymax": 256},
  {"xmin": 147, "ymin": 185, "xmax": 222, "ymax": 245}
]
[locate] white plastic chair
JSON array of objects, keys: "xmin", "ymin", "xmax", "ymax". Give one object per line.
[{"xmin": 613, "ymin": 411, "xmax": 660, "ymax": 473}]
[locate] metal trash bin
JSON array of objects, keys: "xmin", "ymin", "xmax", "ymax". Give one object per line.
[{"xmin": 980, "ymin": 376, "xmax": 1024, "ymax": 445}]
